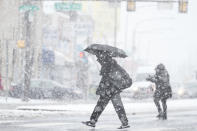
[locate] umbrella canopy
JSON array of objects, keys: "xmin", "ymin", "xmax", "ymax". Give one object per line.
[{"xmin": 84, "ymin": 44, "xmax": 127, "ymax": 58}]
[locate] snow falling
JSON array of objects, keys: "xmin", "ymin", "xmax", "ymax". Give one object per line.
[{"xmin": 0, "ymin": 0, "xmax": 197, "ymax": 130}]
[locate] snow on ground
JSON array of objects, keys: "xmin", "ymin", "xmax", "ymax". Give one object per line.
[
  {"xmin": 0, "ymin": 108, "xmax": 197, "ymax": 131},
  {"xmin": 1, "ymin": 96, "xmax": 197, "ymax": 119},
  {"xmin": 1, "ymin": 97, "xmax": 197, "ymax": 131},
  {"xmin": 0, "ymin": 96, "xmax": 64, "ymax": 104},
  {"xmin": 0, "ymin": 96, "xmax": 84, "ymax": 119},
  {"xmin": 16, "ymin": 98, "xmax": 197, "ymax": 113}
]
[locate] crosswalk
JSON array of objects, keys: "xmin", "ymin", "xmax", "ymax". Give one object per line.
[
  {"xmin": 19, "ymin": 122, "xmax": 70, "ymax": 128},
  {"xmin": 0, "ymin": 109, "xmax": 197, "ymax": 131}
]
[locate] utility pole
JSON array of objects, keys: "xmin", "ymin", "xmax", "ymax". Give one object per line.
[
  {"xmin": 23, "ymin": 1, "xmax": 32, "ymax": 101},
  {"xmin": 5, "ymin": 40, "xmax": 9, "ymax": 102},
  {"xmin": 23, "ymin": 10, "xmax": 31, "ymax": 101},
  {"xmin": 19, "ymin": 0, "xmax": 39, "ymax": 101}
]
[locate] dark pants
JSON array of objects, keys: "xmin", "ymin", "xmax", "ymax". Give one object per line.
[
  {"xmin": 90, "ymin": 93, "xmax": 128, "ymax": 125},
  {"xmin": 154, "ymin": 97, "xmax": 167, "ymax": 117}
]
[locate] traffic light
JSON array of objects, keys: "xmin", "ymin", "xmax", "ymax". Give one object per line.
[
  {"xmin": 17, "ymin": 40, "xmax": 25, "ymax": 48},
  {"xmin": 79, "ymin": 52, "xmax": 88, "ymax": 63},
  {"xmin": 79, "ymin": 52, "xmax": 84, "ymax": 58},
  {"xmin": 127, "ymin": 0, "xmax": 136, "ymax": 12},
  {"xmin": 179, "ymin": 0, "xmax": 188, "ymax": 13}
]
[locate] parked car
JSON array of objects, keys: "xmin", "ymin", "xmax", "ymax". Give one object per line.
[
  {"xmin": 122, "ymin": 66, "xmax": 155, "ymax": 99},
  {"xmin": 174, "ymin": 80, "xmax": 197, "ymax": 98},
  {"xmin": 9, "ymin": 79, "xmax": 82, "ymax": 100},
  {"xmin": 123, "ymin": 81, "xmax": 155, "ymax": 99}
]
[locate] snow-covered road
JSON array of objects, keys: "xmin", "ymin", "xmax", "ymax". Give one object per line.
[
  {"xmin": 0, "ymin": 98, "xmax": 197, "ymax": 131},
  {"xmin": 0, "ymin": 108, "xmax": 197, "ymax": 131}
]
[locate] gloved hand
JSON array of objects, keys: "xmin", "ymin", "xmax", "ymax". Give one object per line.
[{"xmin": 146, "ymin": 75, "xmax": 152, "ymax": 81}]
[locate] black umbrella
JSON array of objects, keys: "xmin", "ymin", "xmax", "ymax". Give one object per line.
[{"xmin": 84, "ymin": 44, "xmax": 127, "ymax": 58}]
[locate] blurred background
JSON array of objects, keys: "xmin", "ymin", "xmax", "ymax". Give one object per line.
[{"xmin": 0, "ymin": 0, "xmax": 196, "ymax": 101}]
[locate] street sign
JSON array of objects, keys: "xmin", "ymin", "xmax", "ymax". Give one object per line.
[
  {"xmin": 54, "ymin": 2, "xmax": 82, "ymax": 11},
  {"xmin": 42, "ymin": 49, "xmax": 55, "ymax": 65},
  {"xmin": 19, "ymin": 5, "xmax": 39, "ymax": 12}
]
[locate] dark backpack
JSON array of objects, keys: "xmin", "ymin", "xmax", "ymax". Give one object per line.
[{"xmin": 108, "ymin": 64, "xmax": 132, "ymax": 90}]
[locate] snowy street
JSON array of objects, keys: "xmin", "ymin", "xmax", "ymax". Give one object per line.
[
  {"xmin": 1, "ymin": 0, "xmax": 197, "ymax": 131},
  {"xmin": 0, "ymin": 98, "xmax": 197, "ymax": 131}
]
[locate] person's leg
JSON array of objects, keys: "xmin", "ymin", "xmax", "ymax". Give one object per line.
[
  {"xmin": 111, "ymin": 93, "xmax": 129, "ymax": 127},
  {"xmin": 161, "ymin": 98, "xmax": 167, "ymax": 120},
  {"xmin": 154, "ymin": 97, "xmax": 162, "ymax": 117},
  {"xmin": 90, "ymin": 96, "xmax": 110, "ymax": 123}
]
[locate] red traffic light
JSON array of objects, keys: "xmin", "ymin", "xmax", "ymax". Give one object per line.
[{"xmin": 79, "ymin": 52, "xmax": 84, "ymax": 58}]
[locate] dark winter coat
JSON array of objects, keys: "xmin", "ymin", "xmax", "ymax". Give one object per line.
[
  {"xmin": 96, "ymin": 59, "xmax": 132, "ymax": 98},
  {"xmin": 147, "ymin": 69, "xmax": 172, "ymax": 100}
]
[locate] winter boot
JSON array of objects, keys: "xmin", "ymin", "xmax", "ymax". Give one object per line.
[
  {"xmin": 117, "ymin": 124, "xmax": 130, "ymax": 129},
  {"xmin": 82, "ymin": 121, "xmax": 96, "ymax": 127},
  {"xmin": 162, "ymin": 112, "xmax": 167, "ymax": 120},
  {"xmin": 156, "ymin": 111, "xmax": 163, "ymax": 119}
]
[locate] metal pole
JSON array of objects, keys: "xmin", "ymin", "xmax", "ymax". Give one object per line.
[
  {"xmin": 196, "ymin": 71, "xmax": 197, "ymax": 80},
  {"xmin": 124, "ymin": 12, "xmax": 128, "ymax": 51},
  {"xmin": 23, "ymin": 9, "xmax": 31, "ymax": 101},
  {"xmin": 12, "ymin": 49, "xmax": 16, "ymax": 84},
  {"xmin": 5, "ymin": 40, "xmax": 9, "ymax": 102},
  {"xmin": 0, "ymin": 40, "xmax": 2, "ymax": 77},
  {"xmin": 114, "ymin": 2, "xmax": 118, "ymax": 47}
]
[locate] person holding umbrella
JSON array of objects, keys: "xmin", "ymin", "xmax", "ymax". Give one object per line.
[
  {"xmin": 82, "ymin": 44, "xmax": 132, "ymax": 129},
  {"xmin": 146, "ymin": 63, "xmax": 172, "ymax": 120}
]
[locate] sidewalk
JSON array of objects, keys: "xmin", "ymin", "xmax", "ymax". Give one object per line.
[
  {"xmin": 1, "ymin": 98, "xmax": 197, "ymax": 131},
  {"xmin": 15, "ymin": 98, "xmax": 197, "ymax": 116},
  {"xmin": 1, "ymin": 97, "xmax": 197, "ymax": 119}
]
